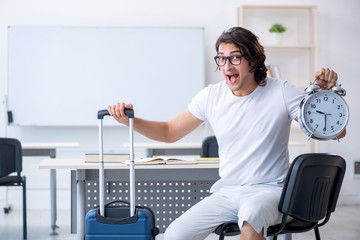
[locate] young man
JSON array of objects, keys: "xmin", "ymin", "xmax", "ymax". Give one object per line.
[{"xmin": 108, "ymin": 27, "xmax": 343, "ymax": 240}]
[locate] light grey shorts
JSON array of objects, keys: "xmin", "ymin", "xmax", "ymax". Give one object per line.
[{"xmin": 163, "ymin": 184, "xmax": 283, "ymax": 240}]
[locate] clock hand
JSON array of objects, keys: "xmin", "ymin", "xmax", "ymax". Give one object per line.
[
  {"xmin": 315, "ymin": 110, "xmax": 327, "ymax": 130},
  {"xmin": 316, "ymin": 110, "xmax": 326, "ymax": 115},
  {"xmin": 324, "ymin": 114, "xmax": 327, "ymax": 132},
  {"xmin": 316, "ymin": 110, "xmax": 332, "ymax": 116}
]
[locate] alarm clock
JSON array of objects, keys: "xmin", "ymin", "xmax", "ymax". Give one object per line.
[{"xmin": 298, "ymin": 81, "xmax": 349, "ymax": 140}]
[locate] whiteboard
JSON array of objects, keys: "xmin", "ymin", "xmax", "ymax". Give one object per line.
[{"xmin": 8, "ymin": 26, "xmax": 205, "ymax": 126}]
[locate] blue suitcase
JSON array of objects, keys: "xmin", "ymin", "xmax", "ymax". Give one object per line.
[
  {"xmin": 85, "ymin": 109, "xmax": 159, "ymax": 239},
  {"xmin": 86, "ymin": 201, "xmax": 158, "ymax": 239}
]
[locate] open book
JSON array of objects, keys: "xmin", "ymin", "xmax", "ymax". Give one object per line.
[
  {"xmin": 85, "ymin": 153, "xmax": 130, "ymax": 163},
  {"xmin": 127, "ymin": 157, "xmax": 198, "ymax": 165}
]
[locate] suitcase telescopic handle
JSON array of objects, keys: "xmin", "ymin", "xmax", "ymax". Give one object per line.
[
  {"xmin": 97, "ymin": 107, "xmax": 136, "ymax": 217},
  {"xmin": 97, "ymin": 109, "xmax": 134, "ymax": 119}
]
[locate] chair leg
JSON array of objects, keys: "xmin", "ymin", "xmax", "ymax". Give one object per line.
[
  {"xmin": 23, "ymin": 177, "xmax": 27, "ymax": 240},
  {"xmin": 4, "ymin": 187, "xmax": 11, "ymax": 214},
  {"xmin": 314, "ymin": 226, "xmax": 321, "ymax": 240},
  {"xmin": 219, "ymin": 232, "xmax": 225, "ymax": 240}
]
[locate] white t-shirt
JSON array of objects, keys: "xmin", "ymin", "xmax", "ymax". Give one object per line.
[{"xmin": 188, "ymin": 78, "xmax": 303, "ymax": 192}]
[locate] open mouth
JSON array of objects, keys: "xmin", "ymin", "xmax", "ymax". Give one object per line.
[{"xmin": 227, "ymin": 74, "xmax": 239, "ymax": 84}]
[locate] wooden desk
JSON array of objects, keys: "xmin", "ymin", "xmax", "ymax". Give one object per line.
[
  {"xmin": 123, "ymin": 142, "xmax": 202, "ymax": 156},
  {"xmin": 39, "ymin": 158, "xmax": 219, "ymax": 240},
  {"xmin": 22, "ymin": 142, "xmax": 80, "ymax": 235}
]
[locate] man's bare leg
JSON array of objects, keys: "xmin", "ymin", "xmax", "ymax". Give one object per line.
[{"xmin": 240, "ymin": 221, "xmax": 265, "ymax": 240}]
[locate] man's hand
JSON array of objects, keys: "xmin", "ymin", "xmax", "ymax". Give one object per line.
[
  {"xmin": 107, "ymin": 102, "xmax": 134, "ymax": 125},
  {"xmin": 314, "ymin": 68, "xmax": 338, "ymax": 90}
]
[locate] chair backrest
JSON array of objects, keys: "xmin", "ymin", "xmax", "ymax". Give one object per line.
[
  {"xmin": 200, "ymin": 136, "xmax": 219, "ymax": 157},
  {"xmin": 279, "ymin": 153, "xmax": 346, "ymax": 222},
  {"xmin": 0, "ymin": 138, "xmax": 23, "ymax": 178}
]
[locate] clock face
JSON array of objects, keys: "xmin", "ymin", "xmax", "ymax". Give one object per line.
[{"xmin": 301, "ymin": 90, "xmax": 349, "ymax": 139}]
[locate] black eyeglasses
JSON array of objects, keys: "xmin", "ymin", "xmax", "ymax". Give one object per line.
[{"xmin": 214, "ymin": 54, "xmax": 243, "ymax": 67}]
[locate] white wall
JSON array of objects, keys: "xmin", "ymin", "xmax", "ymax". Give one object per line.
[{"xmin": 0, "ymin": 0, "xmax": 359, "ymax": 210}]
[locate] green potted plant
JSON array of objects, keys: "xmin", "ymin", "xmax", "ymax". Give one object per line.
[
  {"xmin": 269, "ymin": 23, "xmax": 287, "ymax": 33},
  {"xmin": 269, "ymin": 23, "xmax": 286, "ymax": 45}
]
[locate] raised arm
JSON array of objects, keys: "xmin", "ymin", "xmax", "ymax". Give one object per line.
[{"xmin": 107, "ymin": 102, "xmax": 204, "ymax": 143}]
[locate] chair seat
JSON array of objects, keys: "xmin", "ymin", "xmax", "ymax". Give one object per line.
[
  {"xmin": 214, "ymin": 222, "xmax": 240, "ymax": 236},
  {"xmin": 0, "ymin": 175, "xmax": 24, "ymax": 186},
  {"xmin": 215, "ymin": 218, "xmax": 318, "ymax": 238},
  {"xmin": 267, "ymin": 218, "xmax": 318, "ymax": 235}
]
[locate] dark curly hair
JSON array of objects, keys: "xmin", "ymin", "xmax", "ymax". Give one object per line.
[{"xmin": 215, "ymin": 27, "xmax": 267, "ymax": 86}]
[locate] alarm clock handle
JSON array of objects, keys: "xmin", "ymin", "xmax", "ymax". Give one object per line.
[
  {"xmin": 304, "ymin": 80, "xmax": 320, "ymax": 95},
  {"xmin": 331, "ymin": 84, "xmax": 346, "ymax": 96}
]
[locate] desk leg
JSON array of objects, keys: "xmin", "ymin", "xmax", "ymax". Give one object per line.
[
  {"xmin": 50, "ymin": 169, "xmax": 58, "ymax": 235},
  {"xmin": 77, "ymin": 170, "xmax": 85, "ymax": 240},
  {"xmin": 49, "ymin": 148, "xmax": 58, "ymax": 236},
  {"xmin": 145, "ymin": 148, "xmax": 153, "ymax": 157}
]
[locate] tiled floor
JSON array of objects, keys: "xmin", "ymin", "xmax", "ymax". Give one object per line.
[{"xmin": 1, "ymin": 204, "xmax": 359, "ymax": 240}]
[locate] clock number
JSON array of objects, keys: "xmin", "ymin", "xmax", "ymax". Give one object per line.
[
  {"xmin": 307, "ymin": 111, "xmax": 311, "ymax": 115},
  {"xmin": 311, "ymin": 104, "xmax": 316, "ymax": 109},
  {"xmin": 336, "ymin": 121, "xmax": 340, "ymax": 125},
  {"xmin": 339, "ymin": 113, "xmax": 343, "ymax": 117},
  {"xmin": 316, "ymin": 99, "xmax": 321, "ymax": 103},
  {"xmin": 323, "ymin": 96, "xmax": 328, "ymax": 101},
  {"xmin": 331, "ymin": 126, "xmax": 334, "ymax": 131},
  {"xmin": 310, "ymin": 119, "xmax": 313, "ymax": 123},
  {"xmin": 315, "ymin": 124, "xmax": 319, "ymax": 129},
  {"xmin": 337, "ymin": 105, "xmax": 341, "ymax": 110}
]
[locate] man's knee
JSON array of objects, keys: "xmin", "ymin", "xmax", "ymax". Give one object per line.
[
  {"xmin": 163, "ymin": 220, "xmax": 186, "ymax": 240},
  {"xmin": 164, "ymin": 216, "xmax": 213, "ymax": 240},
  {"xmin": 241, "ymin": 221, "xmax": 265, "ymax": 240}
]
